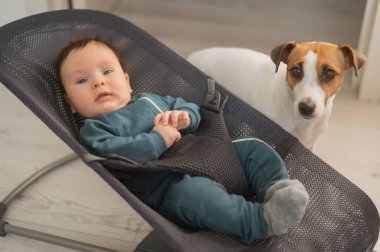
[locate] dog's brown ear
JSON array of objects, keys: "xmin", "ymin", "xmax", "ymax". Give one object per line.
[
  {"xmin": 339, "ymin": 44, "xmax": 366, "ymax": 77},
  {"xmin": 270, "ymin": 41, "xmax": 297, "ymax": 73}
]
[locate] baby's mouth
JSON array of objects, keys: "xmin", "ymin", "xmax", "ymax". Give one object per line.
[{"xmin": 95, "ymin": 91, "xmax": 112, "ymax": 101}]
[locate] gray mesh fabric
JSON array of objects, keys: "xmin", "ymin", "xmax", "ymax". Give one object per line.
[
  {"xmin": 104, "ymin": 106, "xmax": 251, "ymax": 196},
  {"xmin": 0, "ymin": 9, "xmax": 378, "ymax": 252}
]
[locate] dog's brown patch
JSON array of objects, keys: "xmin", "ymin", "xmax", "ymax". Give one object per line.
[{"xmin": 272, "ymin": 42, "xmax": 366, "ymax": 101}]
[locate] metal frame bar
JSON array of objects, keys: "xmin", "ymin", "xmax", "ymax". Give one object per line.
[{"xmin": 0, "ymin": 153, "xmax": 119, "ymax": 252}]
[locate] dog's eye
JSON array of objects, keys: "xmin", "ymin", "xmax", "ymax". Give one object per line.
[
  {"xmin": 323, "ymin": 68, "xmax": 336, "ymax": 81},
  {"xmin": 290, "ymin": 65, "xmax": 303, "ymax": 80}
]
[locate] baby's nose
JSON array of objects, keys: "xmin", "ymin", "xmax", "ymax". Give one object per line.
[{"xmin": 92, "ymin": 77, "xmax": 105, "ymax": 88}]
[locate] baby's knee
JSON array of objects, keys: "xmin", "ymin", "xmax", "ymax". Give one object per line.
[
  {"xmin": 236, "ymin": 138, "xmax": 283, "ymax": 162},
  {"xmin": 238, "ymin": 139, "xmax": 288, "ymax": 175},
  {"xmin": 254, "ymin": 141, "xmax": 284, "ymax": 165}
]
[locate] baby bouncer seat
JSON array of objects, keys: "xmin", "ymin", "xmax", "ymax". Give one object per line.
[{"xmin": 0, "ymin": 9, "xmax": 379, "ymax": 252}]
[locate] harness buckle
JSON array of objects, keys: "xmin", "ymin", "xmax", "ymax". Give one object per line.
[{"xmin": 204, "ymin": 79, "xmax": 228, "ymax": 112}]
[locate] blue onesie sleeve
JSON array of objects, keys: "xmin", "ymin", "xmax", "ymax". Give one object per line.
[
  {"xmin": 79, "ymin": 93, "xmax": 201, "ymax": 163},
  {"xmin": 80, "ymin": 118, "xmax": 168, "ymax": 162}
]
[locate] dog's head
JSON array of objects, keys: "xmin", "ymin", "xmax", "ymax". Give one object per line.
[{"xmin": 270, "ymin": 41, "xmax": 366, "ymax": 119}]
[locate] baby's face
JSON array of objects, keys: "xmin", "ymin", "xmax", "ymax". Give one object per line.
[{"xmin": 60, "ymin": 41, "xmax": 132, "ymax": 118}]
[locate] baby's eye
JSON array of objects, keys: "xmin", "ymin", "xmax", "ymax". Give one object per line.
[
  {"xmin": 77, "ymin": 78, "xmax": 88, "ymax": 84},
  {"xmin": 104, "ymin": 69, "xmax": 113, "ymax": 75}
]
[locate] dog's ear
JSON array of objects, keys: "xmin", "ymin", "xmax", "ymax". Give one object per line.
[
  {"xmin": 270, "ymin": 41, "xmax": 297, "ymax": 73},
  {"xmin": 338, "ymin": 44, "xmax": 366, "ymax": 77}
]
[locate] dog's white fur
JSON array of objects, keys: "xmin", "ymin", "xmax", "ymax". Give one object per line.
[{"xmin": 187, "ymin": 42, "xmax": 366, "ymax": 150}]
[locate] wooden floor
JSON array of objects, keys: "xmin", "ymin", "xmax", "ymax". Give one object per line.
[{"xmin": 1, "ymin": 0, "xmax": 379, "ymax": 251}]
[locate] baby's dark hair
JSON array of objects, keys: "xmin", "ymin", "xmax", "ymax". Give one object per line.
[{"xmin": 56, "ymin": 37, "xmax": 125, "ymax": 82}]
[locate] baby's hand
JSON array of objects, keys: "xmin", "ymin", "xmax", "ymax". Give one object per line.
[
  {"xmin": 153, "ymin": 124, "xmax": 181, "ymax": 148},
  {"xmin": 154, "ymin": 110, "xmax": 191, "ymax": 130}
]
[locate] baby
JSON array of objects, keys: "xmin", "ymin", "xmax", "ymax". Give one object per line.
[{"xmin": 57, "ymin": 37, "xmax": 309, "ymax": 243}]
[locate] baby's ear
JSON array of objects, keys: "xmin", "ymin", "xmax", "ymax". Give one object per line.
[
  {"xmin": 64, "ymin": 94, "xmax": 77, "ymax": 113},
  {"xmin": 125, "ymin": 72, "xmax": 133, "ymax": 93}
]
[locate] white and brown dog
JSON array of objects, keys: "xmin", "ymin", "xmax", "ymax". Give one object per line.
[{"xmin": 187, "ymin": 42, "xmax": 366, "ymax": 150}]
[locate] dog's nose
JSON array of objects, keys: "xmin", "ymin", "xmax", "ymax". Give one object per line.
[{"xmin": 298, "ymin": 101, "xmax": 316, "ymax": 117}]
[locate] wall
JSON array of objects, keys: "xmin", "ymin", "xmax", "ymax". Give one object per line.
[
  {"xmin": 0, "ymin": 0, "xmax": 29, "ymax": 26},
  {"xmin": 357, "ymin": 0, "xmax": 380, "ymax": 103},
  {"xmin": 71, "ymin": 0, "xmax": 120, "ymax": 11},
  {"xmin": 0, "ymin": 0, "xmax": 68, "ymax": 27}
]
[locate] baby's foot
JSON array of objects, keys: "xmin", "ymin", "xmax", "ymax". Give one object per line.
[
  {"xmin": 263, "ymin": 179, "xmax": 304, "ymax": 203},
  {"xmin": 263, "ymin": 179, "xmax": 309, "ymax": 236}
]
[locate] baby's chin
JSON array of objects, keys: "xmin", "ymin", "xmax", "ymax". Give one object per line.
[{"xmin": 80, "ymin": 105, "xmax": 125, "ymax": 118}]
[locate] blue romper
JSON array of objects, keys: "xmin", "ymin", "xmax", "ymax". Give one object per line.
[{"xmin": 80, "ymin": 93, "xmax": 289, "ymax": 243}]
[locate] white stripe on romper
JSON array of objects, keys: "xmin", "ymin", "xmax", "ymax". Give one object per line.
[
  {"xmin": 138, "ymin": 96, "xmax": 164, "ymax": 113},
  {"xmin": 232, "ymin": 137, "xmax": 283, "ymax": 160}
]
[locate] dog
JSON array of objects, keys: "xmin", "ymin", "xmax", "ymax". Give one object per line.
[{"xmin": 187, "ymin": 41, "xmax": 366, "ymax": 150}]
